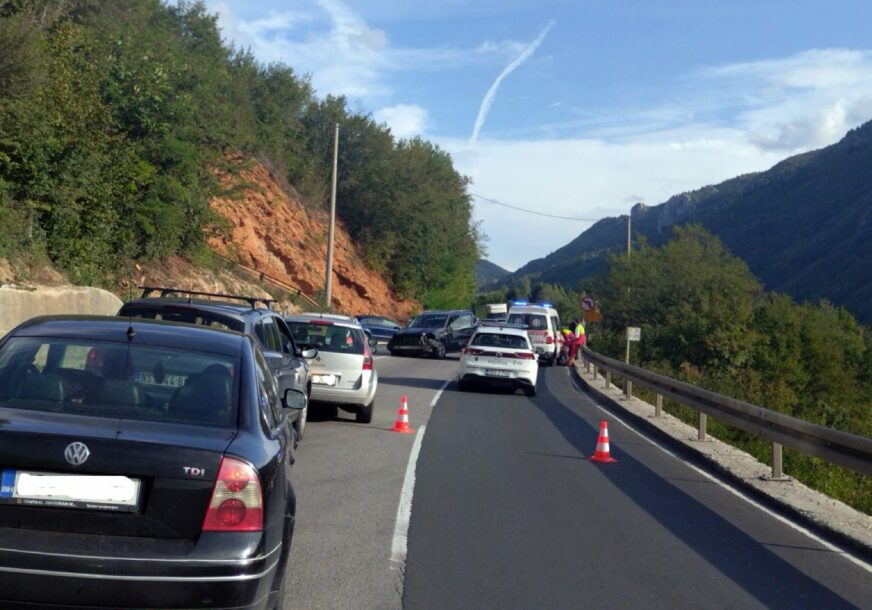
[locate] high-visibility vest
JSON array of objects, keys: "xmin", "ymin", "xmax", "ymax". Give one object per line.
[{"xmin": 574, "ymin": 322, "xmax": 585, "ymax": 337}]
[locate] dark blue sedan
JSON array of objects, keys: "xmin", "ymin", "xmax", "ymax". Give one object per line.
[{"xmin": 355, "ymin": 315, "xmax": 404, "ymax": 343}]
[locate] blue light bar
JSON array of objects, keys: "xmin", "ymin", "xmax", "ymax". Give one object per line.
[
  {"xmin": 511, "ymin": 300, "xmax": 529, "ymax": 306},
  {"xmin": 538, "ymin": 302, "xmax": 553, "ymax": 308}
]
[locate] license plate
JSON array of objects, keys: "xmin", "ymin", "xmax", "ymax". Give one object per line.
[
  {"xmin": 312, "ymin": 374, "xmax": 338, "ymax": 386},
  {"xmin": 0, "ymin": 469, "xmax": 140, "ymax": 512},
  {"xmin": 485, "ymin": 369, "xmax": 511, "ymax": 377}
]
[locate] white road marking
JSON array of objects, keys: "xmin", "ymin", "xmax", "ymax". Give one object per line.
[
  {"xmin": 391, "ymin": 424, "xmax": 427, "ymax": 568},
  {"xmin": 430, "ymin": 379, "xmax": 451, "ymax": 407},
  {"xmin": 567, "ymin": 370, "xmax": 872, "ymax": 574},
  {"xmin": 390, "ymin": 379, "xmax": 452, "ymax": 570}
]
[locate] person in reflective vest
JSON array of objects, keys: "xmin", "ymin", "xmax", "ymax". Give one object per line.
[{"xmin": 567, "ymin": 319, "xmax": 585, "ymax": 366}]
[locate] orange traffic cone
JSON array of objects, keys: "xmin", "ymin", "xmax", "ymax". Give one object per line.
[
  {"xmin": 391, "ymin": 395, "xmax": 415, "ymax": 434},
  {"xmin": 588, "ymin": 420, "xmax": 617, "ymax": 463}
]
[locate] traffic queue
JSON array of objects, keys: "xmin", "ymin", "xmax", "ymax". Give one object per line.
[{"xmin": 0, "ymin": 290, "xmax": 585, "ymax": 609}]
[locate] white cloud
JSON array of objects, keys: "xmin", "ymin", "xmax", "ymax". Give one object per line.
[
  {"xmin": 438, "ymin": 129, "xmax": 787, "ymax": 270},
  {"xmin": 209, "ymin": 0, "xmax": 527, "ymax": 100},
  {"xmin": 373, "ymin": 104, "xmax": 428, "ymax": 138}
]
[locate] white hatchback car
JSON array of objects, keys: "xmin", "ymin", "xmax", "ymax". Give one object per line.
[
  {"xmin": 285, "ymin": 313, "xmax": 377, "ymax": 423},
  {"xmin": 458, "ymin": 326, "xmax": 539, "ymax": 396}
]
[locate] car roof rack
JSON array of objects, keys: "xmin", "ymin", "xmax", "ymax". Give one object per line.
[{"xmin": 139, "ymin": 286, "xmax": 274, "ymax": 310}]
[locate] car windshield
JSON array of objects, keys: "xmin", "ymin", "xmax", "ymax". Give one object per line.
[
  {"xmin": 287, "ymin": 322, "xmax": 365, "ymax": 355},
  {"xmin": 508, "ymin": 314, "xmax": 548, "ymax": 330},
  {"xmin": 121, "ymin": 305, "xmax": 244, "ymax": 332},
  {"xmin": 409, "ymin": 315, "xmax": 448, "ymax": 328},
  {"xmin": 0, "ymin": 337, "xmax": 239, "ymax": 427},
  {"xmin": 471, "ymin": 333, "xmax": 530, "ymax": 349}
]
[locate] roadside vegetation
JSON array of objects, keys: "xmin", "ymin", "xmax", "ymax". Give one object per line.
[
  {"xmin": 0, "ymin": 0, "xmax": 481, "ymax": 307},
  {"xmin": 480, "ymin": 226, "xmax": 871, "ymax": 513}
]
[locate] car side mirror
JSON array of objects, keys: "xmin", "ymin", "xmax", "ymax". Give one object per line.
[
  {"xmin": 301, "ymin": 347, "xmax": 318, "ymax": 359},
  {"xmin": 282, "ymin": 388, "xmax": 307, "ymax": 410}
]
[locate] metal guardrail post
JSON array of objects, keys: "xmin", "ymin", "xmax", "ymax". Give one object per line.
[
  {"xmin": 624, "ymin": 380, "xmax": 632, "ymax": 400},
  {"xmin": 593, "ymin": 366, "xmax": 598, "ymax": 380},
  {"xmin": 772, "ymin": 442, "xmax": 784, "ymax": 479},
  {"xmin": 605, "ymin": 371, "xmax": 611, "ymax": 389},
  {"xmin": 585, "ymin": 359, "xmax": 591, "ymax": 373},
  {"xmin": 698, "ymin": 412, "xmax": 707, "ymax": 441},
  {"xmin": 655, "ymin": 394, "xmax": 663, "ymax": 417}
]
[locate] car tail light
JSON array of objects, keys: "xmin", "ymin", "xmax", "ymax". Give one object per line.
[
  {"xmin": 465, "ymin": 348, "xmax": 484, "ymax": 355},
  {"xmin": 202, "ymin": 457, "xmax": 263, "ymax": 532},
  {"xmin": 515, "ymin": 352, "xmax": 535, "ymax": 360},
  {"xmin": 545, "ymin": 335, "xmax": 554, "ymax": 344},
  {"xmin": 363, "ymin": 342, "xmax": 373, "ymax": 371}
]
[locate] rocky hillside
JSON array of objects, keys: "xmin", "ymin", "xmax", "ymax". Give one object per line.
[
  {"xmin": 209, "ymin": 160, "xmax": 418, "ymax": 318},
  {"xmin": 509, "ymin": 120, "xmax": 872, "ymax": 323}
]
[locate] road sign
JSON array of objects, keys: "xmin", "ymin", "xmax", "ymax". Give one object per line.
[
  {"xmin": 583, "ymin": 310, "xmax": 602, "ymax": 323},
  {"xmin": 581, "ymin": 296, "xmax": 597, "ymax": 311},
  {"xmin": 626, "ymin": 327, "xmax": 641, "ymax": 342}
]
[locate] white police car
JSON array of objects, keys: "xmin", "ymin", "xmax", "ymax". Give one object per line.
[
  {"xmin": 506, "ymin": 301, "xmax": 563, "ymax": 366},
  {"xmin": 458, "ymin": 325, "xmax": 538, "ymax": 396}
]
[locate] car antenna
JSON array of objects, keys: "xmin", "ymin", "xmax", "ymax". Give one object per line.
[{"xmin": 127, "ymin": 270, "xmax": 136, "ymax": 340}]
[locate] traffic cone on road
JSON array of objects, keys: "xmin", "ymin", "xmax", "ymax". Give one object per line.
[
  {"xmin": 391, "ymin": 395, "xmax": 415, "ymax": 434},
  {"xmin": 588, "ymin": 420, "xmax": 617, "ymax": 463}
]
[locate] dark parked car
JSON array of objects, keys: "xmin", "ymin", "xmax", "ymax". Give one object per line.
[
  {"xmin": 0, "ymin": 316, "xmax": 304, "ymax": 609},
  {"xmin": 119, "ymin": 287, "xmax": 316, "ymax": 440},
  {"xmin": 387, "ymin": 310, "xmax": 478, "ymax": 358},
  {"xmin": 355, "ymin": 315, "xmax": 403, "ymax": 342}
]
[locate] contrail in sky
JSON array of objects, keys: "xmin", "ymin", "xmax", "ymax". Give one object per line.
[{"xmin": 468, "ymin": 20, "xmax": 555, "ymax": 148}]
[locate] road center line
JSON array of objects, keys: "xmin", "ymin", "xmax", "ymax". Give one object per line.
[
  {"xmin": 390, "ymin": 379, "xmax": 451, "ymax": 571},
  {"xmin": 566, "ymin": 370, "xmax": 872, "ymax": 574}
]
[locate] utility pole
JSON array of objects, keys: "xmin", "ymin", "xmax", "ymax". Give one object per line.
[
  {"xmin": 325, "ymin": 123, "xmax": 339, "ymax": 308},
  {"xmin": 627, "ymin": 212, "xmax": 631, "ymax": 259}
]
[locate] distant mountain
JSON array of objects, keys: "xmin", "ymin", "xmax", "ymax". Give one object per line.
[
  {"xmin": 476, "ymin": 259, "xmax": 511, "ymax": 288},
  {"xmin": 509, "ymin": 121, "xmax": 872, "ymax": 323}
]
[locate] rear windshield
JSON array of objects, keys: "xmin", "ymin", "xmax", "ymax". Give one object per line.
[
  {"xmin": 507, "ymin": 313, "xmax": 548, "ymax": 330},
  {"xmin": 409, "ymin": 315, "xmax": 447, "ymax": 328},
  {"xmin": 286, "ymin": 322, "xmax": 365, "ymax": 355},
  {"xmin": 471, "ymin": 333, "xmax": 530, "ymax": 349},
  {"xmin": 0, "ymin": 338, "xmax": 239, "ymax": 427},
  {"xmin": 120, "ymin": 306, "xmax": 244, "ymax": 333}
]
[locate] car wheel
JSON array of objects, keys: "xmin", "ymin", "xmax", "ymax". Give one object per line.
[
  {"xmin": 458, "ymin": 379, "xmax": 471, "ymax": 391},
  {"xmin": 433, "ymin": 341, "xmax": 446, "ymax": 359},
  {"xmin": 525, "ymin": 385, "xmax": 537, "ymax": 397},
  {"xmin": 356, "ymin": 400, "xmax": 374, "ymax": 424}
]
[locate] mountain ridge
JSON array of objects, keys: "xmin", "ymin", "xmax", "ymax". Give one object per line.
[{"xmin": 508, "ymin": 121, "xmax": 872, "ymax": 323}]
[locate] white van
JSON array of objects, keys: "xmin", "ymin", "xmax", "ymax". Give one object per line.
[{"xmin": 506, "ymin": 301, "xmax": 562, "ymax": 366}]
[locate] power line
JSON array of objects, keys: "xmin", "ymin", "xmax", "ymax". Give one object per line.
[{"xmin": 470, "ymin": 192, "xmax": 599, "ymax": 222}]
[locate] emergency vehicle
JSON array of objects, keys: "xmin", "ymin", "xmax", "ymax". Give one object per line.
[{"xmin": 506, "ymin": 301, "xmax": 562, "ymax": 366}]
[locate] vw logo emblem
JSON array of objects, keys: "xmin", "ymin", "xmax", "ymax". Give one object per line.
[{"xmin": 64, "ymin": 442, "xmax": 90, "ymax": 466}]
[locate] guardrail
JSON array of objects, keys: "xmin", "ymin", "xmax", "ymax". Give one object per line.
[
  {"xmin": 214, "ymin": 254, "xmax": 323, "ymax": 310},
  {"xmin": 580, "ymin": 347, "xmax": 872, "ymax": 478}
]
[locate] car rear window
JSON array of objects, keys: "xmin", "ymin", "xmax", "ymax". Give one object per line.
[
  {"xmin": 0, "ymin": 338, "xmax": 239, "ymax": 427},
  {"xmin": 508, "ymin": 313, "xmax": 549, "ymax": 330},
  {"xmin": 120, "ymin": 306, "xmax": 244, "ymax": 333},
  {"xmin": 470, "ymin": 333, "xmax": 530, "ymax": 349},
  {"xmin": 286, "ymin": 322, "xmax": 365, "ymax": 355}
]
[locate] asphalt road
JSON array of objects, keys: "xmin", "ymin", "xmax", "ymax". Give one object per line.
[
  {"xmin": 403, "ymin": 365, "xmax": 872, "ymax": 609},
  {"xmin": 285, "ymin": 350, "xmax": 457, "ymax": 610},
  {"xmin": 284, "ymin": 353, "xmax": 871, "ymax": 609}
]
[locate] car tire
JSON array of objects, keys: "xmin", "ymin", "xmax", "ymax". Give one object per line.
[
  {"xmin": 458, "ymin": 379, "xmax": 471, "ymax": 391},
  {"xmin": 432, "ymin": 341, "xmax": 446, "ymax": 359},
  {"xmin": 525, "ymin": 385, "xmax": 537, "ymax": 397},
  {"xmin": 389, "ymin": 348, "xmax": 400, "ymax": 357},
  {"xmin": 356, "ymin": 401, "xmax": 374, "ymax": 424}
]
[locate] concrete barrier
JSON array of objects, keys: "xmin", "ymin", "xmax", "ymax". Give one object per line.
[{"xmin": 0, "ymin": 286, "xmax": 123, "ymax": 336}]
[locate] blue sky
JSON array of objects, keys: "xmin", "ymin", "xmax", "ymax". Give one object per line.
[{"xmin": 207, "ymin": 0, "xmax": 872, "ymax": 270}]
